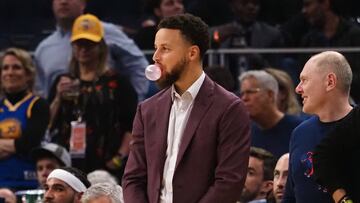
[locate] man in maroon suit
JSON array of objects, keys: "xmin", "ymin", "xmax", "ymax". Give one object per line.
[{"xmin": 122, "ymin": 14, "xmax": 251, "ymax": 203}]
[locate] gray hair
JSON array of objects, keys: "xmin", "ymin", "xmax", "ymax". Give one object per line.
[
  {"xmin": 239, "ymin": 70, "xmax": 279, "ymax": 98},
  {"xmin": 81, "ymin": 182, "xmax": 124, "ymax": 203},
  {"xmin": 310, "ymin": 51, "xmax": 352, "ymax": 94},
  {"xmin": 87, "ymin": 170, "xmax": 118, "ymax": 185}
]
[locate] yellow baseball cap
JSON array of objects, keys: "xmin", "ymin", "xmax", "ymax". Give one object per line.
[{"xmin": 71, "ymin": 14, "xmax": 104, "ymax": 43}]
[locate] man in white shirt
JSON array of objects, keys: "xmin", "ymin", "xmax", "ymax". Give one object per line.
[{"xmin": 123, "ymin": 14, "xmax": 251, "ymax": 203}]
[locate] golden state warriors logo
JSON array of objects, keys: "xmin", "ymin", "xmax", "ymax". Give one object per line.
[
  {"xmin": 0, "ymin": 118, "xmax": 22, "ymax": 139},
  {"xmin": 80, "ymin": 19, "xmax": 92, "ymax": 31}
]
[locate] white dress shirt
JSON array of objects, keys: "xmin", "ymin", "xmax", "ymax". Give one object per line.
[{"xmin": 159, "ymin": 72, "xmax": 205, "ymax": 203}]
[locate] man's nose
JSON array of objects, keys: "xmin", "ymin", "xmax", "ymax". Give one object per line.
[
  {"xmin": 295, "ymin": 83, "xmax": 302, "ymax": 94},
  {"xmin": 240, "ymin": 94, "xmax": 248, "ymax": 101},
  {"xmin": 152, "ymin": 49, "xmax": 160, "ymax": 63},
  {"xmin": 44, "ymin": 190, "xmax": 53, "ymax": 200}
]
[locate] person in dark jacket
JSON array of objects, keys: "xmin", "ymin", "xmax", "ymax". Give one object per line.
[{"xmin": 313, "ymin": 106, "xmax": 360, "ymax": 203}]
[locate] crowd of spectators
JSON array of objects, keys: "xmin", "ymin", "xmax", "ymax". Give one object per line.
[{"xmin": 0, "ymin": 0, "xmax": 359, "ymax": 202}]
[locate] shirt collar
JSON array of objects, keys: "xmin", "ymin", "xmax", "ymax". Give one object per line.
[
  {"xmin": 56, "ymin": 25, "xmax": 71, "ymax": 37},
  {"xmin": 171, "ymin": 71, "xmax": 205, "ymax": 101}
]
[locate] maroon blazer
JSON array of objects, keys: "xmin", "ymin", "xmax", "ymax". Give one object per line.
[{"xmin": 123, "ymin": 76, "xmax": 250, "ymax": 203}]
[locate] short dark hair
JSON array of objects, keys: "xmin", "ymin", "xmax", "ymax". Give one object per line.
[
  {"xmin": 250, "ymin": 147, "xmax": 277, "ymax": 181},
  {"xmin": 158, "ymin": 13, "xmax": 210, "ymax": 60},
  {"xmin": 61, "ymin": 167, "xmax": 91, "ymax": 188}
]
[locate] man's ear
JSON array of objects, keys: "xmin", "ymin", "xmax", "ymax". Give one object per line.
[
  {"xmin": 188, "ymin": 45, "xmax": 200, "ymax": 61},
  {"xmin": 267, "ymin": 90, "xmax": 276, "ymax": 103},
  {"xmin": 75, "ymin": 192, "xmax": 84, "ymax": 203},
  {"xmin": 326, "ymin": 72, "xmax": 337, "ymax": 91},
  {"xmin": 260, "ymin": 180, "xmax": 274, "ymax": 195}
]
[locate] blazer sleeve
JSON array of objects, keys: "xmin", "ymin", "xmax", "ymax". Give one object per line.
[
  {"xmin": 198, "ymin": 99, "xmax": 251, "ymax": 203},
  {"xmin": 122, "ymin": 104, "xmax": 149, "ymax": 203}
]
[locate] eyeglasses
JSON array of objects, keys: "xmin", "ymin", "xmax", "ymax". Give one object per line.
[
  {"xmin": 239, "ymin": 88, "xmax": 261, "ymax": 97},
  {"xmin": 73, "ymin": 40, "xmax": 98, "ymax": 49}
]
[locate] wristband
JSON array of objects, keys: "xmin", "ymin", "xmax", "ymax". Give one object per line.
[{"xmin": 111, "ymin": 153, "xmax": 123, "ymax": 168}]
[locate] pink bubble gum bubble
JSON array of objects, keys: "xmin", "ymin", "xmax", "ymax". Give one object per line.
[{"xmin": 145, "ymin": 64, "xmax": 161, "ymax": 81}]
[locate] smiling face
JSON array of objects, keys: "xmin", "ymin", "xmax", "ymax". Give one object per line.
[
  {"xmin": 295, "ymin": 59, "xmax": 327, "ymax": 115},
  {"xmin": 1, "ymin": 55, "xmax": 30, "ymax": 93},
  {"xmin": 153, "ymin": 28, "xmax": 191, "ymax": 88}
]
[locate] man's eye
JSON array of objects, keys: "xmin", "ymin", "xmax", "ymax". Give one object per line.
[{"xmin": 54, "ymin": 187, "xmax": 63, "ymax": 192}]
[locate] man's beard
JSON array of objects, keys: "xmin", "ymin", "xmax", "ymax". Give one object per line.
[
  {"xmin": 156, "ymin": 57, "xmax": 188, "ymax": 89},
  {"xmin": 239, "ymin": 188, "xmax": 258, "ymax": 203}
]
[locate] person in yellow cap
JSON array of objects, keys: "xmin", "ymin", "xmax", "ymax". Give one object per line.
[
  {"xmin": 47, "ymin": 14, "xmax": 138, "ymax": 181},
  {"xmin": 71, "ymin": 14, "xmax": 104, "ymax": 43},
  {"xmin": 34, "ymin": 0, "xmax": 149, "ymax": 102}
]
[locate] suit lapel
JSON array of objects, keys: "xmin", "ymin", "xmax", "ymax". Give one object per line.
[
  {"xmin": 153, "ymin": 88, "xmax": 172, "ymax": 174},
  {"xmin": 175, "ymin": 76, "xmax": 214, "ymax": 170}
]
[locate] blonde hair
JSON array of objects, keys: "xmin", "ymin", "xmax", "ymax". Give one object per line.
[
  {"xmin": 265, "ymin": 68, "xmax": 301, "ymax": 115},
  {"xmin": 0, "ymin": 47, "xmax": 36, "ymax": 91}
]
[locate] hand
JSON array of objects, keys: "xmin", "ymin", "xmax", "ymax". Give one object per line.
[
  {"xmin": 215, "ymin": 23, "xmax": 239, "ymax": 42},
  {"xmin": 0, "ymin": 139, "xmax": 15, "ymax": 159},
  {"xmin": 56, "ymin": 76, "xmax": 73, "ymax": 98},
  {"xmin": 56, "ymin": 76, "xmax": 79, "ymax": 99}
]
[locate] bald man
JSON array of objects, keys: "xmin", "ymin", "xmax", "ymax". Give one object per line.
[
  {"xmin": 273, "ymin": 153, "xmax": 289, "ymax": 203},
  {"xmin": 283, "ymin": 51, "xmax": 354, "ymax": 202}
]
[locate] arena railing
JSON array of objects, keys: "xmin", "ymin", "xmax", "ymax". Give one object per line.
[{"xmin": 142, "ymin": 47, "xmax": 360, "ymax": 66}]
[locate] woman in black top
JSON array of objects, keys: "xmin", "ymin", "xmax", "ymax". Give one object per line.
[{"xmin": 48, "ymin": 14, "xmax": 137, "ymax": 178}]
